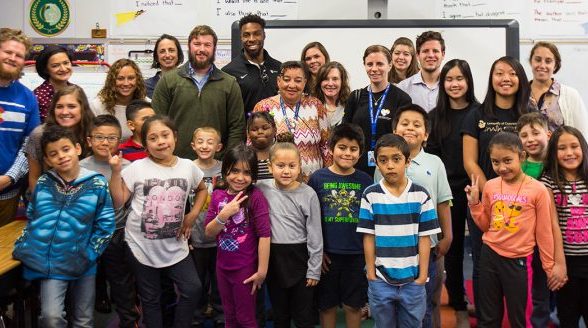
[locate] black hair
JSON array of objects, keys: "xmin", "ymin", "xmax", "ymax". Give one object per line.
[
  {"xmin": 41, "ymin": 124, "xmax": 79, "ymax": 156},
  {"xmin": 239, "ymin": 14, "xmax": 266, "ymax": 30},
  {"xmin": 126, "ymin": 99, "xmax": 153, "ymax": 121},
  {"xmin": 488, "ymin": 131, "xmax": 524, "ymax": 155},
  {"xmin": 328, "ymin": 123, "xmax": 366, "ymax": 155},
  {"xmin": 247, "ymin": 111, "xmax": 276, "ymax": 132},
  {"xmin": 151, "ymin": 34, "xmax": 184, "ymax": 69},
  {"xmin": 35, "ymin": 45, "xmax": 73, "ymax": 81},
  {"xmin": 279, "ymin": 60, "xmax": 309, "ymax": 79},
  {"xmin": 416, "ymin": 31, "xmax": 445, "ymax": 53},
  {"xmin": 482, "ymin": 56, "xmax": 530, "ymax": 120},
  {"xmin": 218, "ymin": 144, "xmax": 258, "ymax": 222},
  {"xmin": 140, "ymin": 114, "xmax": 177, "ymax": 148},
  {"xmin": 543, "ymin": 126, "xmax": 588, "ymax": 194},
  {"xmin": 374, "ymin": 133, "xmax": 410, "ymax": 161},
  {"xmin": 91, "ymin": 114, "xmax": 122, "ymax": 136},
  {"xmin": 392, "ymin": 104, "xmax": 431, "ymax": 133},
  {"xmin": 430, "ymin": 59, "xmax": 478, "ymax": 143}
]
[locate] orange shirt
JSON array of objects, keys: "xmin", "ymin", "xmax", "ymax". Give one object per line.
[{"xmin": 470, "ymin": 176, "xmax": 554, "ymax": 275}]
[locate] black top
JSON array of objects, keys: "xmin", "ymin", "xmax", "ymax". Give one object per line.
[
  {"xmin": 222, "ymin": 49, "xmax": 281, "ymax": 114},
  {"xmin": 461, "ymin": 105, "xmax": 518, "ymax": 179},
  {"xmin": 342, "ymin": 84, "xmax": 412, "ymax": 177},
  {"xmin": 427, "ymin": 102, "xmax": 480, "ymax": 190}
]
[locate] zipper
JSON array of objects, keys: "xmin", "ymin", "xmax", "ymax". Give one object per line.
[{"xmin": 46, "ymin": 178, "xmax": 68, "ymax": 276}]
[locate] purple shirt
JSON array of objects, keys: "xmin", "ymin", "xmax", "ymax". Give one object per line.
[{"xmin": 205, "ymin": 187, "xmax": 271, "ymax": 271}]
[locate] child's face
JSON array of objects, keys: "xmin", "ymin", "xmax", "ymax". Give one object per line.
[
  {"xmin": 54, "ymin": 94, "xmax": 82, "ymax": 128},
  {"xmin": 145, "ymin": 121, "xmax": 176, "ymax": 161},
  {"xmin": 518, "ymin": 124, "xmax": 549, "ymax": 159},
  {"xmin": 225, "ymin": 161, "xmax": 252, "ymax": 194},
  {"xmin": 269, "ymin": 149, "xmax": 301, "ymax": 190},
  {"xmin": 332, "ymin": 138, "xmax": 361, "ymax": 171},
  {"xmin": 44, "ymin": 138, "xmax": 81, "ymax": 175},
  {"xmin": 191, "ymin": 130, "xmax": 221, "ymax": 160},
  {"xmin": 490, "ymin": 145, "xmax": 524, "ymax": 183},
  {"xmin": 128, "ymin": 107, "xmax": 156, "ymax": 136},
  {"xmin": 376, "ymin": 146, "xmax": 409, "ymax": 185},
  {"xmin": 492, "ymin": 61, "xmax": 519, "ymax": 98},
  {"xmin": 87, "ymin": 125, "xmax": 121, "ymax": 160},
  {"xmin": 248, "ymin": 118, "xmax": 276, "ymax": 150},
  {"xmin": 557, "ymin": 132, "xmax": 583, "ymax": 177},
  {"xmin": 394, "ymin": 110, "xmax": 428, "ymax": 150}
]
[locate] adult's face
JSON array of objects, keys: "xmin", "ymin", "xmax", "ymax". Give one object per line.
[
  {"xmin": 418, "ymin": 40, "xmax": 444, "ymax": 73},
  {"xmin": 115, "ymin": 65, "xmax": 138, "ymax": 99},
  {"xmin": 364, "ymin": 51, "xmax": 391, "ymax": 85},
  {"xmin": 47, "ymin": 52, "xmax": 72, "ymax": 84},
  {"xmin": 392, "ymin": 44, "xmax": 412, "ymax": 73},
  {"xmin": 241, "ymin": 22, "xmax": 265, "ymax": 60},
  {"xmin": 530, "ymin": 46, "xmax": 556, "ymax": 84},
  {"xmin": 277, "ymin": 67, "xmax": 306, "ymax": 105},
  {"xmin": 188, "ymin": 34, "xmax": 215, "ymax": 70},
  {"xmin": 304, "ymin": 47, "xmax": 326, "ymax": 76},
  {"xmin": 320, "ymin": 67, "xmax": 342, "ymax": 100},
  {"xmin": 0, "ymin": 40, "xmax": 26, "ymax": 83},
  {"xmin": 156, "ymin": 38, "xmax": 179, "ymax": 71},
  {"xmin": 492, "ymin": 61, "xmax": 519, "ymax": 99}
]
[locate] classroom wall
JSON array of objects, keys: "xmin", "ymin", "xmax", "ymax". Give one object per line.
[{"xmin": 4, "ymin": 0, "xmax": 588, "ymax": 105}]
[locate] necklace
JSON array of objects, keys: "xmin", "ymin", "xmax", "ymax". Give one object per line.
[
  {"xmin": 373, "ymin": 94, "xmax": 383, "ymax": 106},
  {"xmin": 496, "ymin": 175, "xmax": 526, "ymax": 231}
]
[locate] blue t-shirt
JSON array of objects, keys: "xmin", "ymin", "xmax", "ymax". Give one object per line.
[{"xmin": 308, "ymin": 167, "xmax": 373, "ymax": 254}]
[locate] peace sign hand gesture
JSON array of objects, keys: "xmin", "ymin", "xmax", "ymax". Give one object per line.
[
  {"xmin": 218, "ymin": 191, "xmax": 249, "ymax": 222},
  {"xmin": 465, "ymin": 174, "xmax": 480, "ymax": 205}
]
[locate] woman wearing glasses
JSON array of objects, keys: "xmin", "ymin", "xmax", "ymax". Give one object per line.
[{"xmin": 253, "ymin": 60, "xmax": 331, "ymax": 182}]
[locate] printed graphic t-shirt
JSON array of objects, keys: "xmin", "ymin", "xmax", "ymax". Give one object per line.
[{"xmin": 122, "ymin": 157, "xmax": 204, "ymax": 267}]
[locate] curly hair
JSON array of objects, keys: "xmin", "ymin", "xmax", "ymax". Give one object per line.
[
  {"xmin": 0, "ymin": 28, "xmax": 31, "ymax": 53},
  {"xmin": 97, "ymin": 59, "xmax": 146, "ymax": 115}
]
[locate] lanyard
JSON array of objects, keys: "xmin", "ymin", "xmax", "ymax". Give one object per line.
[
  {"xmin": 368, "ymin": 83, "xmax": 390, "ymax": 149},
  {"xmin": 280, "ymin": 96, "xmax": 301, "ymax": 132}
]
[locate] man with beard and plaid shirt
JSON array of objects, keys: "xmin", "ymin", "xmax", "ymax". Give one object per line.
[{"xmin": 0, "ymin": 28, "xmax": 40, "ymax": 226}]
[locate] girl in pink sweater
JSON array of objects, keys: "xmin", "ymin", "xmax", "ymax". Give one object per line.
[{"xmin": 465, "ymin": 131, "xmax": 564, "ymax": 327}]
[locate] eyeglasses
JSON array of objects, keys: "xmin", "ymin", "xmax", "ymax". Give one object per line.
[
  {"xmin": 91, "ymin": 135, "xmax": 120, "ymax": 143},
  {"xmin": 260, "ymin": 64, "xmax": 269, "ymax": 85}
]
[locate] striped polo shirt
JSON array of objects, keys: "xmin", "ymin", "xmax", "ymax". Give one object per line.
[{"xmin": 357, "ymin": 179, "xmax": 440, "ymax": 285}]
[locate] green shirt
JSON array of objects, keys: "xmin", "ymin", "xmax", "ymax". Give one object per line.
[{"xmin": 522, "ymin": 159, "xmax": 544, "ymax": 179}]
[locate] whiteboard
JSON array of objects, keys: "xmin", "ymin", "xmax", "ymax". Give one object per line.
[{"xmin": 238, "ymin": 20, "xmax": 519, "ymax": 100}]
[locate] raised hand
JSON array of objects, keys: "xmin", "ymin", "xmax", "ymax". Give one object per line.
[
  {"xmin": 464, "ymin": 174, "xmax": 480, "ymax": 205},
  {"xmin": 218, "ymin": 191, "xmax": 249, "ymax": 221},
  {"xmin": 109, "ymin": 151, "xmax": 124, "ymax": 173}
]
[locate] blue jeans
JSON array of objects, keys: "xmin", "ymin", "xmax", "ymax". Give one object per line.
[
  {"xmin": 368, "ymin": 278, "xmax": 426, "ymax": 328},
  {"xmin": 39, "ymin": 275, "xmax": 95, "ymax": 328}
]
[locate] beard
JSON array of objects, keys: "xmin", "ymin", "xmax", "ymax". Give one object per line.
[
  {"xmin": 0, "ymin": 62, "xmax": 22, "ymax": 82},
  {"xmin": 189, "ymin": 51, "xmax": 215, "ymax": 70}
]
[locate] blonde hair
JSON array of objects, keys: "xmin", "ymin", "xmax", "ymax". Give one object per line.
[
  {"xmin": 192, "ymin": 126, "xmax": 221, "ymax": 142},
  {"xmin": 0, "ymin": 28, "xmax": 31, "ymax": 53}
]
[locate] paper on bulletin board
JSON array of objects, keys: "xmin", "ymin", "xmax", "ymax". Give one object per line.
[
  {"xmin": 211, "ymin": 0, "xmax": 299, "ymax": 39},
  {"xmin": 530, "ymin": 0, "xmax": 588, "ymax": 39},
  {"xmin": 24, "ymin": 0, "xmax": 76, "ymax": 38},
  {"xmin": 109, "ymin": 0, "xmax": 198, "ymax": 38}
]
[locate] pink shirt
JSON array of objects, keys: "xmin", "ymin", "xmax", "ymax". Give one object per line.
[{"xmin": 470, "ymin": 176, "xmax": 555, "ymax": 274}]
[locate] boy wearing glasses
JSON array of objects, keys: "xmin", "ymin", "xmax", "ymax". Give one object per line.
[{"xmin": 80, "ymin": 114, "xmax": 141, "ymax": 327}]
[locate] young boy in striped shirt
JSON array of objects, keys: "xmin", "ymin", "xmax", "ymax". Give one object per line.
[{"xmin": 357, "ymin": 134, "xmax": 440, "ymax": 328}]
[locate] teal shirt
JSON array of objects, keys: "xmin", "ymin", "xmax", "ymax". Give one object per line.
[{"xmin": 522, "ymin": 160, "xmax": 544, "ymax": 179}]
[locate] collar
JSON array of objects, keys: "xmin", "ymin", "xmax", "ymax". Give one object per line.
[
  {"xmin": 178, "ymin": 61, "xmax": 222, "ymax": 80},
  {"xmin": 412, "ymin": 72, "xmax": 439, "ymax": 89},
  {"xmin": 188, "ymin": 63, "xmax": 213, "ymax": 79},
  {"xmin": 411, "ymin": 148, "xmax": 426, "ymax": 165}
]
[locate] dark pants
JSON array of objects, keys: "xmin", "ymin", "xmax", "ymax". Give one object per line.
[
  {"xmin": 101, "ymin": 229, "xmax": 141, "ymax": 328},
  {"xmin": 557, "ymin": 276, "xmax": 588, "ymax": 328},
  {"xmin": 466, "ymin": 209, "xmax": 483, "ymax": 319},
  {"xmin": 444, "ymin": 189, "xmax": 469, "ymax": 311},
  {"xmin": 530, "ymin": 247, "xmax": 550, "ymax": 328},
  {"xmin": 130, "ymin": 254, "xmax": 201, "ymax": 328},
  {"xmin": 478, "ymin": 244, "xmax": 528, "ymax": 328},
  {"xmin": 267, "ymin": 277, "xmax": 315, "ymax": 328},
  {"xmin": 190, "ymin": 246, "xmax": 224, "ymax": 324}
]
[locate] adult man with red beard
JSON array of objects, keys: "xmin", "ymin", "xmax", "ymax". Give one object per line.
[
  {"xmin": 152, "ymin": 25, "xmax": 245, "ymax": 160},
  {"xmin": 222, "ymin": 14, "xmax": 282, "ymax": 115},
  {"xmin": 0, "ymin": 28, "xmax": 40, "ymax": 226}
]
